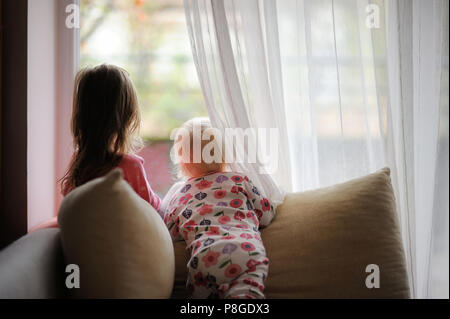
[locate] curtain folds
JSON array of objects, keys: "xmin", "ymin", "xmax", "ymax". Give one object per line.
[
  {"xmin": 184, "ymin": 0, "xmax": 449, "ymax": 298},
  {"xmin": 184, "ymin": 0, "xmax": 290, "ymax": 206},
  {"xmin": 385, "ymin": 0, "xmax": 449, "ymax": 298}
]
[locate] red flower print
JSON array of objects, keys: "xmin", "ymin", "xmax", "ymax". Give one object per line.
[
  {"xmin": 198, "ymin": 204, "xmax": 213, "ymax": 215},
  {"xmin": 184, "ymin": 220, "xmax": 197, "ymax": 231},
  {"xmin": 206, "ymin": 226, "xmax": 220, "ymax": 236},
  {"xmin": 247, "ymin": 212, "xmax": 258, "ymax": 225},
  {"xmin": 240, "ymin": 233, "xmax": 253, "ymax": 239},
  {"xmin": 243, "ymin": 278, "xmax": 259, "ymax": 287},
  {"xmin": 179, "ymin": 193, "xmax": 193, "ymax": 205},
  {"xmin": 214, "ymin": 189, "xmax": 227, "ymax": 199},
  {"xmin": 230, "ymin": 199, "xmax": 243, "ymax": 208},
  {"xmin": 231, "ymin": 186, "xmax": 243, "ymax": 194},
  {"xmin": 194, "ymin": 272, "xmax": 207, "ymax": 286},
  {"xmin": 165, "ymin": 207, "xmax": 176, "ymax": 224},
  {"xmin": 195, "ymin": 180, "xmax": 213, "ymax": 190},
  {"xmin": 202, "ymin": 251, "xmax": 220, "ymax": 268},
  {"xmin": 235, "ymin": 224, "xmax": 248, "ymax": 229},
  {"xmin": 221, "ymin": 235, "xmax": 236, "ymax": 240},
  {"xmin": 218, "ymin": 215, "xmax": 231, "ymax": 224},
  {"xmin": 244, "ymin": 176, "xmax": 249, "ymax": 181},
  {"xmin": 234, "ymin": 211, "xmax": 245, "ymax": 221},
  {"xmin": 241, "ymin": 242, "xmax": 255, "ymax": 252},
  {"xmin": 246, "ymin": 259, "xmax": 261, "ymax": 272},
  {"xmin": 260, "ymin": 198, "xmax": 271, "ymax": 211},
  {"xmin": 231, "ymin": 175, "xmax": 243, "ymax": 183},
  {"xmin": 225, "ymin": 264, "xmax": 242, "ymax": 278},
  {"xmin": 259, "ymin": 285, "xmax": 264, "ymax": 293},
  {"xmin": 254, "ymin": 209, "xmax": 263, "ymax": 220}
]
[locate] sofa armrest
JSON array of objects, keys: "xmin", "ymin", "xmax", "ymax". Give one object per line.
[{"xmin": 0, "ymin": 228, "xmax": 66, "ymax": 298}]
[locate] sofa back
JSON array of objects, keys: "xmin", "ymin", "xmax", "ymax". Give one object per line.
[{"xmin": 0, "ymin": 228, "xmax": 66, "ymax": 298}]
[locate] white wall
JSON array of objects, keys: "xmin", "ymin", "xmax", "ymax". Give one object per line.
[
  {"xmin": 55, "ymin": 0, "xmax": 79, "ymax": 215},
  {"xmin": 27, "ymin": 0, "xmax": 77, "ymax": 230},
  {"xmin": 27, "ymin": 0, "xmax": 57, "ymax": 230}
]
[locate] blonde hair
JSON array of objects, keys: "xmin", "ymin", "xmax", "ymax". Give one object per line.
[{"xmin": 174, "ymin": 117, "xmax": 227, "ymax": 179}]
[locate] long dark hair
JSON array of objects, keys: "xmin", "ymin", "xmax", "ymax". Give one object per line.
[{"xmin": 61, "ymin": 64, "xmax": 143, "ymax": 194}]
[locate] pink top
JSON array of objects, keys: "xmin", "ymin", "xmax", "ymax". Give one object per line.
[
  {"xmin": 117, "ymin": 154, "xmax": 161, "ymax": 211},
  {"xmin": 30, "ymin": 154, "xmax": 161, "ymax": 232}
]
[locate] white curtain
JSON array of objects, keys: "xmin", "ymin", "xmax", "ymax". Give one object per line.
[
  {"xmin": 184, "ymin": 0, "xmax": 449, "ymax": 298},
  {"xmin": 184, "ymin": 0, "xmax": 290, "ymax": 206},
  {"xmin": 385, "ymin": 0, "xmax": 449, "ymax": 298}
]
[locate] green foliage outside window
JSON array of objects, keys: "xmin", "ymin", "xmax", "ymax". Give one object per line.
[{"xmin": 80, "ymin": 0, "xmax": 207, "ymax": 141}]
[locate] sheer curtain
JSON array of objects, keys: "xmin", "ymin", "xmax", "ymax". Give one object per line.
[
  {"xmin": 385, "ymin": 0, "xmax": 449, "ymax": 298},
  {"xmin": 184, "ymin": 0, "xmax": 290, "ymax": 206},
  {"xmin": 184, "ymin": 0, "xmax": 449, "ymax": 298}
]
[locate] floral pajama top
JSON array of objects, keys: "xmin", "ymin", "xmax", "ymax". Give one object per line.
[{"xmin": 164, "ymin": 171, "xmax": 275, "ymax": 299}]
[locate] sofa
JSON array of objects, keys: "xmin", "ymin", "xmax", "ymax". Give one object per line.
[{"xmin": 0, "ymin": 168, "xmax": 410, "ymax": 299}]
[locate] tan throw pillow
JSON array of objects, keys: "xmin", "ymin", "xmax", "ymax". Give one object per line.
[
  {"xmin": 58, "ymin": 168, "xmax": 175, "ymax": 298},
  {"xmin": 171, "ymin": 168, "xmax": 410, "ymax": 298}
]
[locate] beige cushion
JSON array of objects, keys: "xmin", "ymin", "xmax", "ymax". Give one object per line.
[
  {"xmin": 58, "ymin": 168, "xmax": 175, "ymax": 298},
  {"xmin": 171, "ymin": 168, "xmax": 410, "ymax": 298}
]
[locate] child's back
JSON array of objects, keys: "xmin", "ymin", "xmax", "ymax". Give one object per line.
[
  {"xmin": 164, "ymin": 118, "xmax": 275, "ymax": 299},
  {"xmin": 61, "ymin": 64, "xmax": 161, "ymax": 212},
  {"xmin": 118, "ymin": 154, "xmax": 160, "ymax": 211}
]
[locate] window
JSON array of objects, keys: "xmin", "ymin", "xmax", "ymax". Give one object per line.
[
  {"xmin": 80, "ymin": 0, "xmax": 207, "ymax": 195},
  {"xmin": 276, "ymin": 0, "xmax": 386, "ymax": 189}
]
